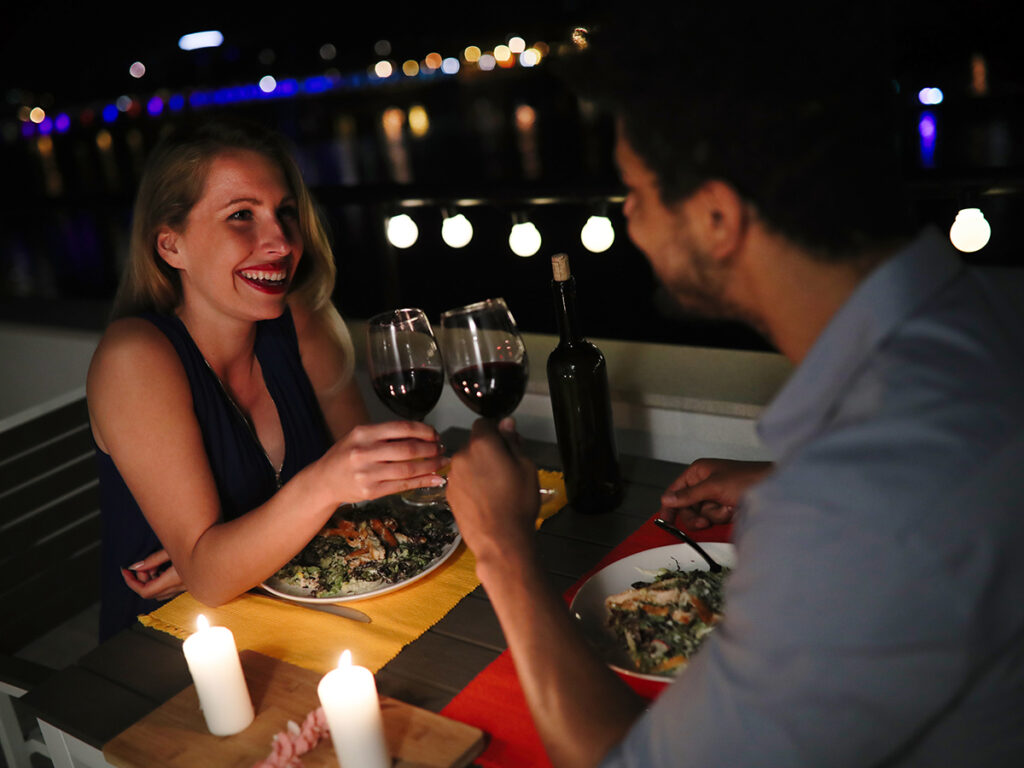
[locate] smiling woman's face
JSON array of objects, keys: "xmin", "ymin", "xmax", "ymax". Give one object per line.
[{"xmin": 157, "ymin": 148, "xmax": 303, "ymax": 324}]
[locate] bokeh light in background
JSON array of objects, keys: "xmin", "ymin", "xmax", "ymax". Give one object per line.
[
  {"xmin": 580, "ymin": 215, "xmax": 615, "ymax": 253},
  {"xmin": 949, "ymin": 208, "xmax": 991, "ymax": 253},
  {"xmin": 509, "ymin": 219, "xmax": 542, "ymax": 257},
  {"xmin": 441, "ymin": 213, "xmax": 474, "ymax": 248},
  {"xmin": 178, "ymin": 31, "xmax": 224, "ymax": 51},
  {"xmin": 408, "ymin": 105, "xmax": 429, "ymax": 137},
  {"xmin": 918, "ymin": 112, "xmax": 937, "ymax": 168},
  {"xmin": 386, "ymin": 213, "xmax": 419, "ymax": 249}
]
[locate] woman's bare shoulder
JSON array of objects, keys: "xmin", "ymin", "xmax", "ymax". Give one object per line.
[
  {"xmin": 90, "ymin": 317, "xmax": 180, "ymax": 374},
  {"xmin": 87, "ymin": 317, "xmax": 191, "ymax": 407}
]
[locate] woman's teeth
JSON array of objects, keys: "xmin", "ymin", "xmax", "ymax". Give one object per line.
[{"xmin": 240, "ymin": 268, "xmax": 287, "ymax": 286}]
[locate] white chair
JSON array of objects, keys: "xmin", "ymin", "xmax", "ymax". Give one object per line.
[{"xmin": 0, "ymin": 657, "xmax": 51, "ymax": 768}]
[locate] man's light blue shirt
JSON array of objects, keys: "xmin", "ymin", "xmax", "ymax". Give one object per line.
[{"xmin": 603, "ymin": 228, "xmax": 1024, "ymax": 767}]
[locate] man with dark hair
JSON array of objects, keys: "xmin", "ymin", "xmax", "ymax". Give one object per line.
[{"xmin": 445, "ymin": 10, "xmax": 1024, "ymax": 768}]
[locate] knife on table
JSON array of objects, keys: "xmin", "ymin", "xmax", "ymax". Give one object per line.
[{"xmin": 253, "ymin": 590, "xmax": 372, "ymax": 623}]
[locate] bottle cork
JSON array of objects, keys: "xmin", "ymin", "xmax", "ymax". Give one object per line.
[{"xmin": 551, "ymin": 253, "xmax": 571, "ymax": 281}]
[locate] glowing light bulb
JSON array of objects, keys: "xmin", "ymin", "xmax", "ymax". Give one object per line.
[
  {"xmin": 580, "ymin": 215, "xmax": 615, "ymax": 253},
  {"xmin": 949, "ymin": 208, "xmax": 991, "ymax": 253},
  {"xmin": 918, "ymin": 87, "xmax": 944, "ymax": 105},
  {"xmin": 386, "ymin": 214, "xmax": 418, "ymax": 249},
  {"xmin": 442, "ymin": 213, "xmax": 473, "ymax": 248},
  {"xmin": 509, "ymin": 221, "xmax": 541, "ymax": 257},
  {"xmin": 259, "ymin": 76, "xmax": 277, "ymax": 93},
  {"xmin": 374, "ymin": 60, "xmax": 393, "ymax": 79},
  {"xmin": 178, "ymin": 31, "xmax": 224, "ymax": 51},
  {"xmin": 129, "ymin": 61, "xmax": 146, "ymax": 78}
]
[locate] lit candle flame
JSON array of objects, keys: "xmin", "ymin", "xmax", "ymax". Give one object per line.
[
  {"xmin": 339, "ymin": 649, "xmax": 352, "ymax": 669},
  {"xmin": 197, "ymin": 614, "xmax": 210, "ymax": 632}
]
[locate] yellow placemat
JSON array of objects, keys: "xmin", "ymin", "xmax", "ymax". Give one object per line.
[{"xmin": 139, "ymin": 470, "xmax": 566, "ymax": 674}]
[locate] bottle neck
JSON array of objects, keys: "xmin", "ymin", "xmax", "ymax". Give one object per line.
[{"xmin": 552, "ymin": 276, "xmax": 582, "ymax": 343}]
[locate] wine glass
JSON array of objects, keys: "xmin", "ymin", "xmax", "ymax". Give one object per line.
[
  {"xmin": 439, "ymin": 298, "xmax": 529, "ymax": 421},
  {"xmin": 366, "ymin": 308, "xmax": 446, "ymax": 505}
]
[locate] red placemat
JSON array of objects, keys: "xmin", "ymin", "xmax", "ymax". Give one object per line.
[{"xmin": 440, "ymin": 515, "xmax": 733, "ymax": 768}]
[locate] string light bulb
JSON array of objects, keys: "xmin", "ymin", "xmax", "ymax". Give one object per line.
[
  {"xmin": 509, "ymin": 216, "xmax": 541, "ymax": 257},
  {"xmin": 949, "ymin": 207, "xmax": 991, "ymax": 253},
  {"xmin": 441, "ymin": 211, "xmax": 473, "ymax": 248},
  {"xmin": 386, "ymin": 213, "xmax": 418, "ymax": 249},
  {"xmin": 580, "ymin": 215, "xmax": 615, "ymax": 253}
]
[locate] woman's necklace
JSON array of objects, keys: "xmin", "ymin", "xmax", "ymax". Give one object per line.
[{"xmin": 201, "ymin": 357, "xmax": 283, "ymax": 489}]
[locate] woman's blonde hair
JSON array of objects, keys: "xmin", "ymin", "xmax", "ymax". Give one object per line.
[{"xmin": 111, "ymin": 117, "xmax": 336, "ymax": 320}]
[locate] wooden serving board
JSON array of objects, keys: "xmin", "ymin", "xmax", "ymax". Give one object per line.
[{"xmin": 103, "ymin": 650, "xmax": 485, "ymax": 768}]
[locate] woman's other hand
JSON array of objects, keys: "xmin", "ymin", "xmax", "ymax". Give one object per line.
[
  {"xmin": 121, "ymin": 549, "xmax": 186, "ymax": 601},
  {"xmin": 659, "ymin": 458, "xmax": 773, "ymax": 530}
]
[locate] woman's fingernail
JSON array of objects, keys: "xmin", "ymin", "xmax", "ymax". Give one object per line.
[
  {"xmin": 128, "ymin": 561, "xmax": 145, "ymax": 570},
  {"xmin": 431, "ymin": 475, "xmax": 448, "ymax": 487}
]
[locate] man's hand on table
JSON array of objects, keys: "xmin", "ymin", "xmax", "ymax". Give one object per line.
[
  {"xmin": 660, "ymin": 458, "xmax": 773, "ymax": 530},
  {"xmin": 446, "ymin": 417, "xmax": 540, "ymax": 571}
]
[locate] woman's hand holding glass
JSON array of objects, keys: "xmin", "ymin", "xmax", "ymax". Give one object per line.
[
  {"xmin": 366, "ymin": 308, "xmax": 448, "ymax": 504},
  {"xmin": 316, "ymin": 420, "xmax": 447, "ymax": 506}
]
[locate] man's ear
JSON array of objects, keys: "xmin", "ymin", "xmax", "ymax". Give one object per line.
[
  {"xmin": 155, "ymin": 226, "xmax": 183, "ymax": 269},
  {"xmin": 692, "ymin": 180, "xmax": 748, "ymax": 262}
]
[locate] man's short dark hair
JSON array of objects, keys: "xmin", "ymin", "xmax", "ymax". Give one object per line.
[{"xmin": 557, "ymin": 7, "xmax": 918, "ymax": 261}]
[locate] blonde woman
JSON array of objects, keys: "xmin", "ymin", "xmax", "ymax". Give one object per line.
[{"xmin": 88, "ymin": 118, "xmax": 445, "ymax": 639}]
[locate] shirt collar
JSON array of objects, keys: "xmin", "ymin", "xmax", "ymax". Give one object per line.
[{"xmin": 757, "ymin": 227, "xmax": 964, "ymax": 459}]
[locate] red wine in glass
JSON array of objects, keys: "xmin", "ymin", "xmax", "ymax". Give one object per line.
[
  {"xmin": 448, "ymin": 361, "xmax": 528, "ymax": 419},
  {"xmin": 366, "ymin": 308, "xmax": 446, "ymax": 505},
  {"xmin": 371, "ymin": 367, "xmax": 445, "ymax": 421},
  {"xmin": 439, "ymin": 298, "xmax": 529, "ymax": 421}
]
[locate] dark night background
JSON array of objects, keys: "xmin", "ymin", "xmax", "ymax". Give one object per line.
[{"xmin": 3, "ymin": 1, "xmax": 1023, "ymax": 353}]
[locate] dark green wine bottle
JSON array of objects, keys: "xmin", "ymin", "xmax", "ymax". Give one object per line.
[{"xmin": 546, "ymin": 253, "xmax": 623, "ymax": 514}]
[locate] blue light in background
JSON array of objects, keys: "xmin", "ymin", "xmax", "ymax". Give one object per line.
[
  {"xmin": 102, "ymin": 104, "xmax": 119, "ymax": 123},
  {"xmin": 38, "ymin": 117, "xmax": 53, "ymax": 135},
  {"xmin": 168, "ymin": 94, "xmax": 186, "ymax": 112},
  {"xmin": 55, "ymin": 114, "xmax": 71, "ymax": 133},
  {"xmin": 147, "ymin": 96, "xmax": 164, "ymax": 116},
  {"xmin": 303, "ymin": 75, "xmax": 332, "ymax": 93},
  {"xmin": 918, "ymin": 111, "xmax": 937, "ymax": 167}
]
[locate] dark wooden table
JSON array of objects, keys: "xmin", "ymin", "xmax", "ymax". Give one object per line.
[{"xmin": 20, "ymin": 428, "xmax": 685, "ymax": 766}]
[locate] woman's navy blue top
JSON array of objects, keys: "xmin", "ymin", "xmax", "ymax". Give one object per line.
[{"xmin": 94, "ymin": 308, "xmax": 332, "ymax": 640}]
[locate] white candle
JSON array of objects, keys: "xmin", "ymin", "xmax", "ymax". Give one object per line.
[
  {"xmin": 181, "ymin": 614, "xmax": 255, "ymax": 736},
  {"xmin": 317, "ymin": 650, "xmax": 390, "ymax": 768}
]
